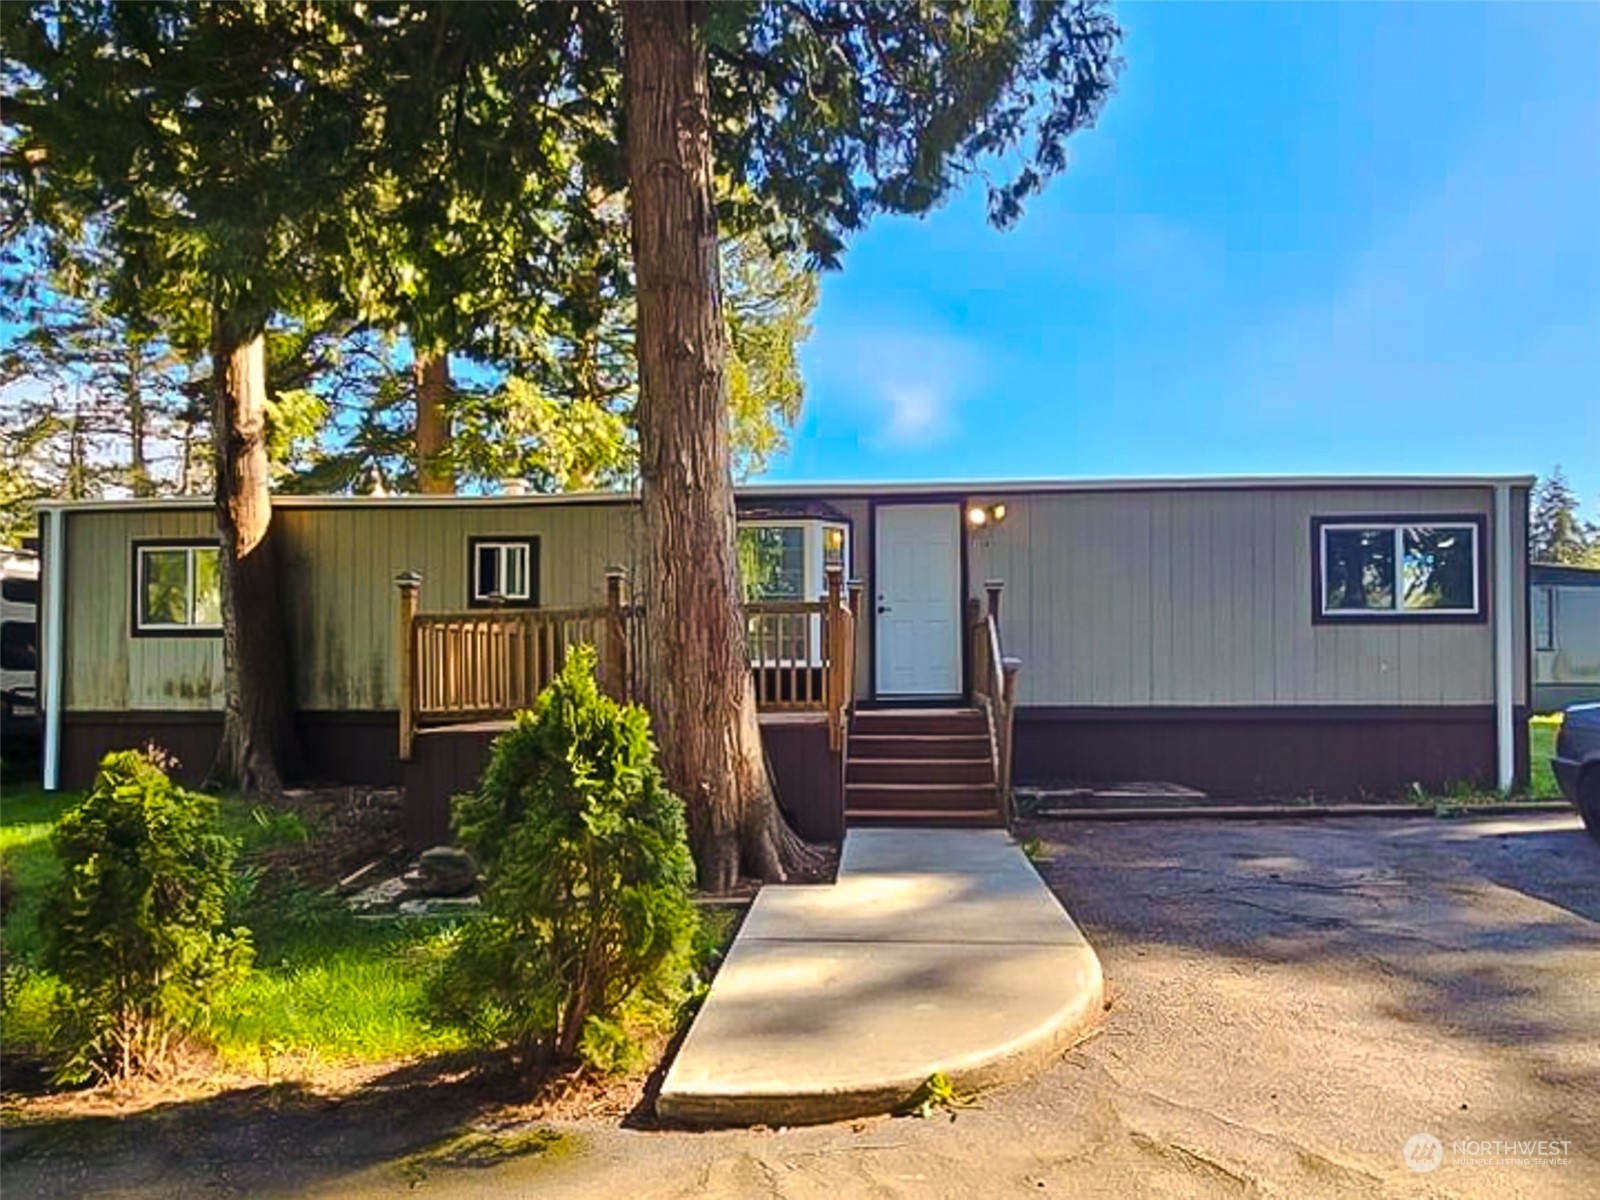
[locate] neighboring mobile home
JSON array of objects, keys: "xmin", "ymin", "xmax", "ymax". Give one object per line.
[
  {"xmin": 1531, "ymin": 563, "xmax": 1600, "ymax": 712},
  {"xmin": 36, "ymin": 475, "xmax": 1531, "ymax": 838}
]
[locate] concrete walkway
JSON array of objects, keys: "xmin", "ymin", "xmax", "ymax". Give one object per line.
[{"xmin": 657, "ymin": 828, "xmax": 1104, "ymax": 1126}]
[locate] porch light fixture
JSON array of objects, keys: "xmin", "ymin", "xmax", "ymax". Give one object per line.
[
  {"xmin": 823, "ymin": 526, "xmax": 845, "ymax": 554},
  {"xmin": 967, "ymin": 502, "xmax": 1008, "ymax": 529}
]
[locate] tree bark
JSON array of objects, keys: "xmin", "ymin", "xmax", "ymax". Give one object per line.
[
  {"xmin": 622, "ymin": 0, "xmax": 816, "ymax": 891},
  {"xmin": 414, "ymin": 349, "xmax": 453, "ymax": 495},
  {"xmin": 208, "ymin": 314, "xmax": 300, "ymax": 794}
]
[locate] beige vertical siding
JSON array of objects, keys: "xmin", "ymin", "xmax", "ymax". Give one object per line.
[
  {"xmin": 62, "ymin": 499, "xmax": 638, "ymax": 712},
  {"xmin": 58, "ymin": 483, "xmax": 1527, "ymax": 716},
  {"xmin": 63, "ymin": 507, "xmax": 225, "ymax": 711},
  {"xmin": 276, "ymin": 500, "xmax": 638, "ymax": 710},
  {"xmin": 966, "ymin": 486, "xmax": 1517, "ymax": 708}
]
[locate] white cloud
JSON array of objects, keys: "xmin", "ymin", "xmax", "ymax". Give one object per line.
[{"xmin": 803, "ymin": 325, "xmax": 985, "ymax": 448}]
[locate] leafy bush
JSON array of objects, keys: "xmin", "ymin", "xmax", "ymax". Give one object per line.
[
  {"xmin": 41, "ymin": 750, "xmax": 252, "ymax": 1083},
  {"xmin": 428, "ymin": 645, "xmax": 700, "ymax": 1069}
]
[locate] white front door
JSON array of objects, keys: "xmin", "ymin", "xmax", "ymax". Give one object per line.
[{"xmin": 875, "ymin": 503, "xmax": 963, "ymax": 697}]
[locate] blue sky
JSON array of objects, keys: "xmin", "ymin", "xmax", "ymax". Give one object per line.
[{"xmin": 767, "ymin": 2, "xmax": 1600, "ymax": 509}]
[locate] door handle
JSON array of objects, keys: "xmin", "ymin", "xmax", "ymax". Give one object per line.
[{"xmin": 877, "ymin": 604, "xmax": 891, "ymax": 614}]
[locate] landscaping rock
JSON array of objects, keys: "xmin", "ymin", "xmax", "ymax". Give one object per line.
[
  {"xmin": 347, "ymin": 875, "xmax": 414, "ymax": 914},
  {"xmin": 413, "ymin": 845, "xmax": 478, "ymax": 897},
  {"xmin": 397, "ymin": 896, "xmax": 482, "ymax": 919}
]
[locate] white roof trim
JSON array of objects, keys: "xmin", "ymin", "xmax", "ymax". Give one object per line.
[{"xmin": 35, "ymin": 473, "xmax": 1536, "ymax": 514}]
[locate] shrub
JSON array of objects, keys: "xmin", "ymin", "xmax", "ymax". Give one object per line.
[
  {"xmin": 41, "ymin": 750, "xmax": 252, "ymax": 1083},
  {"xmin": 428, "ymin": 645, "xmax": 700, "ymax": 1069}
]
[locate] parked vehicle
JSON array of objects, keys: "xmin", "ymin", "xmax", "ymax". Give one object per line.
[
  {"xmin": 1553, "ymin": 703, "xmax": 1600, "ymax": 841},
  {"xmin": 1, "ymin": 547, "xmax": 40, "ymax": 758}
]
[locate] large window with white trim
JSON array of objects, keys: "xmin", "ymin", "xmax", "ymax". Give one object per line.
[
  {"xmin": 737, "ymin": 518, "xmax": 850, "ymax": 668},
  {"xmin": 133, "ymin": 543, "xmax": 222, "ymax": 634},
  {"xmin": 1314, "ymin": 518, "xmax": 1483, "ymax": 621},
  {"xmin": 736, "ymin": 520, "xmax": 849, "ymax": 603}
]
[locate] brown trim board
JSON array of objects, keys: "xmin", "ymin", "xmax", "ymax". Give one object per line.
[{"xmin": 1014, "ymin": 705, "xmax": 1529, "ymax": 801}]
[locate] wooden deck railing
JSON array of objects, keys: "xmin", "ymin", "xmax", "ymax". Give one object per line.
[
  {"xmin": 397, "ymin": 565, "xmax": 859, "ymax": 760},
  {"xmin": 745, "ymin": 567, "xmax": 859, "ymax": 750},
  {"xmin": 970, "ymin": 579, "xmax": 1021, "ymax": 823}
]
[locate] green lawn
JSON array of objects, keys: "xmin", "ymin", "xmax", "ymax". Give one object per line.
[
  {"xmin": 1, "ymin": 779, "xmax": 463, "ymax": 1078},
  {"xmin": 1529, "ymin": 714, "xmax": 1563, "ymax": 800}
]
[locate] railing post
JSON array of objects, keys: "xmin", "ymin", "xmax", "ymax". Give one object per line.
[
  {"xmin": 395, "ymin": 570, "xmax": 422, "ymax": 762},
  {"xmin": 999, "ymin": 655, "xmax": 1021, "ymax": 821},
  {"xmin": 605, "ymin": 567, "xmax": 629, "ymax": 702},
  {"xmin": 824, "ymin": 565, "xmax": 845, "ymax": 751}
]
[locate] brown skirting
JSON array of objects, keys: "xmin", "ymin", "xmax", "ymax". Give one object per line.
[
  {"xmin": 400, "ymin": 714, "xmax": 844, "ymax": 851},
  {"xmin": 760, "ymin": 714, "xmax": 845, "ymax": 844},
  {"xmin": 58, "ymin": 708, "xmax": 844, "ymax": 852},
  {"xmin": 58, "ymin": 710, "xmax": 400, "ymax": 791},
  {"xmin": 401, "ymin": 721, "xmax": 507, "ymax": 849},
  {"xmin": 1013, "ymin": 705, "xmax": 1528, "ymax": 800}
]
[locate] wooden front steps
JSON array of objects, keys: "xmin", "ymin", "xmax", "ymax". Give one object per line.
[{"xmin": 845, "ymin": 708, "xmax": 1003, "ymax": 828}]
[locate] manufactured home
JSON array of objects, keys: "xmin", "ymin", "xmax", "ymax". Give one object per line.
[
  {"xmin": 36, "ymin": 475, "xmax": 1532, "ymax": 842},
  {"xmin": 1531, "ymin": 563, "xmax": 1600, "ymax": 712}
]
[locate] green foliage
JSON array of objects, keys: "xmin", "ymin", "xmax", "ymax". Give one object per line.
[
  {"xmin": 725, "ymin": 233, "xmax": 818, "ymax": 477},
  {"xmin": 1531, "ymin": 466, "xmax": 1600, "ymax": 567},
  {"xmin": 0, "ymin": 230, "xmax": 209, "ymax": 540},
  {"xmin": 701, "ymin": 1, "xmax": 1124, "ymax": 261},
  {"xmin": 3, "ymin": 1, "xmax": 1117, "ymax": 512},
  {"xmin": 2, "ymin": 783, "xmax": 462, "ymax": 1074},
  {"xmin": 215, "ymin": 877, "xmax": 462, "ymax": 1069},
  {"xmin": 40, "ymin": 751, "xmax": 252, "ymax": 1083},
  {"xmin": 428, "ymin": 646, "xmax": 700, "ymax": 1069}
]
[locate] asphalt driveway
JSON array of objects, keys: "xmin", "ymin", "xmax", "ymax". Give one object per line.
[{"xmin": 5, "ymin": 813, "xmax": 1597, "ymax": 1198}]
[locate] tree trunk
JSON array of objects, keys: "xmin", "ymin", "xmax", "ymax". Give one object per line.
[
  {"xmin": 414, "ymin": 349, "xmax": 453, "ymax": 495},
  {"xmin": 208, "ymin": 314, "xmax": 300, "ymax": 794},
  {"xmin": 622, "ymin": 0, "xmax": 816, "ymax": 891}
]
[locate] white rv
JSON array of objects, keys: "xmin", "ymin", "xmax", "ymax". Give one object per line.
[{"xmin": 1, "ymin": 546, "xmax": 40, "ymax": 753}]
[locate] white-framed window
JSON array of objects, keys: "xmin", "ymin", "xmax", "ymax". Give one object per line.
[
  {"xmin": 1314, "ymin": 518, "xmax": 1482, "ymax": 620},
  {"xmin": 738, "ymin": 518, "xmax": 851, "ymax": 668},
  {"xmin": 469, "ymin": 538, "xmax": 537, "ymax": 607},
  {"xmin": 736, "ymin": 520, "xmax": 850, "ymax": 603},
  {"xmin": 134, "ymin": 543, "xmax": 222, "ymax": 633}
]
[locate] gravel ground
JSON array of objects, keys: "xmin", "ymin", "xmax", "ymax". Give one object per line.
[{"xmin": 5, "ymin": 813, "xmax": 1597, "ymax": 1199}]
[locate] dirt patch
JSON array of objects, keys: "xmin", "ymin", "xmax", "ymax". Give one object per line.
[{"xmin": 252, "ymin": 786, "xmax": 408, "ymax": 890}]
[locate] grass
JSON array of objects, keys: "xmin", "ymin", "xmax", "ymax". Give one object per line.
[
  {"xmin": 1529, "ymin": 713, "xmax": 1563, "ymax": 800},
  {"xmin": 1, "ymin": 777, "xmax": 465, "ymax": 1079},
  {"xmin": 214, "ymin": 877, "xmax": 464, "ymax": 1069}
]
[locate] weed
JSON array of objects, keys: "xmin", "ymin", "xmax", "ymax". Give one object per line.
[{"xmin": 903, "ymin": 1071, "xmax": 979, "ymax": 1119}]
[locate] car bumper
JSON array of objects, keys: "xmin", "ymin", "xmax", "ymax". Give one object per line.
[{"xmin": 1552, "ymin": 757, "xmax": 1582, "ymax": 802}]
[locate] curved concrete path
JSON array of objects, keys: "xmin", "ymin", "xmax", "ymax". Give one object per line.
[{"xmin": 657, "ymin": 829, "xmax": 1104, "ymax": 1126}]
